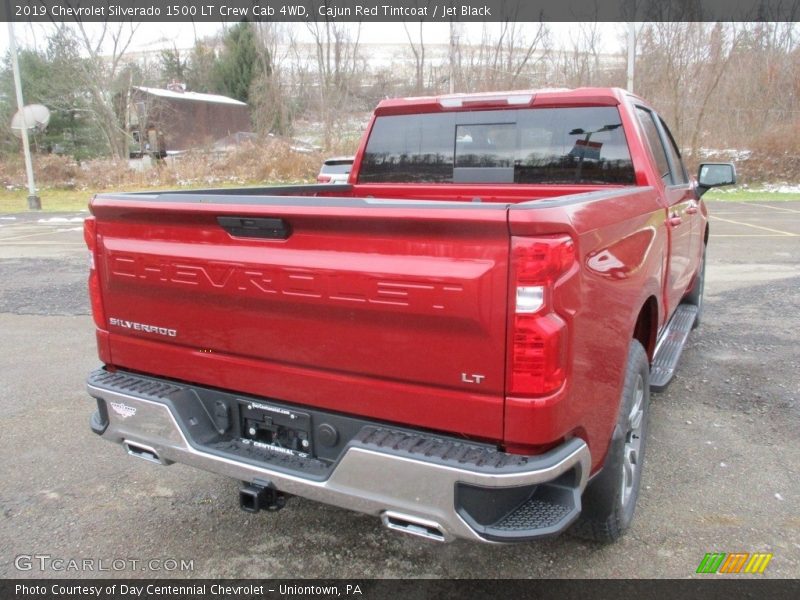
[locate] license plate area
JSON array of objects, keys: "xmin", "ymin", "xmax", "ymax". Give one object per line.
[{"xmin": 239, "ymin": 399, "xmax": 312, "ymax": 458}]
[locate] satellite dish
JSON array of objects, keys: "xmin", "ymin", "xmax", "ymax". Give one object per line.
[{"xmin": 10, "ymin": 104, "xmax": 51, "ymax": 138}]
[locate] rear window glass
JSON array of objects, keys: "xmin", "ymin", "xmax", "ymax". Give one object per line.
[
  {"xmin": 359, "ymin": 107, "xmax": 635, "ymax": 185},
  {"xmin": 358, "ymin": 113, "xmax": 456, "ymax": 183}
]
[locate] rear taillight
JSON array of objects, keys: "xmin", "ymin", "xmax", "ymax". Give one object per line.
[
  {"xmin": 317, "ymin": 174, "xmax": 332, "ymax": 183},
  {"xmin": 509, "ymin": 235, "xmax": 575, "ymax": 396},
  {"xmin": 84, "ymin": 216, "xmax": 106, "ymax": 329}
]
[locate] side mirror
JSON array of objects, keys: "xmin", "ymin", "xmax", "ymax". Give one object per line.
[{"xmin": 697, "ymin": 162, "xmax": 736, "ymax": 196}]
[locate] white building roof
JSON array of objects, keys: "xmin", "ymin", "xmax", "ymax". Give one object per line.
[{"xmin": 134, "ymin": 86, "xmax": 247, "ymax": 106}]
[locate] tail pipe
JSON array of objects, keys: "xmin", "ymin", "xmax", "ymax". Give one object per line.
[
  {"xmin": 381, "ymin": 511, "xmax": 447, "ymax": 542},
  {"xmin": 123, "ymin": 440, "xmax": 167, "ymax": 465}
]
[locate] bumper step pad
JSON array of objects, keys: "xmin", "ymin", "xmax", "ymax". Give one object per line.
[
  {"xmin": 89, "ymin": 369, "xmax": 182, "ymax": 401},
  {"xmin": 650, "ymin": 303, "xmax": 698, "ymax": 392},
  {"xmin": 493, "ymin": 498, "xmax": 572, "ymax": 531},
  {"xmin": 455, "ymin": 471, "xmax": 582, "ymax": 542}
]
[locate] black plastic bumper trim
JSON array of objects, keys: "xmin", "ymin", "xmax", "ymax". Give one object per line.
[
  {"xmin": 455, "ymin": 471, "xmax": 582, "ymax": 541},
  {"xmin": 90, "ymin": 399, "xmax": 109, "ymax": 435}
]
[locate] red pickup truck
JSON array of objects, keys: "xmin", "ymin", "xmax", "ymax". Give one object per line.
[{"xmin": 85, "ymin": 88, "xmax": 735, "ymax": 544}]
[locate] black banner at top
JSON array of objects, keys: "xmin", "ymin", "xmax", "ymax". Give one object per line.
[{"xmin": 3, "ymin": 0, "xmax": 800, "ymax": 23}]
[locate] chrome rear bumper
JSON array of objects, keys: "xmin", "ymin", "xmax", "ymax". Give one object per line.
[{"xmin": 88, "ymin": 371, "xmax": 590, "ymax": 543}]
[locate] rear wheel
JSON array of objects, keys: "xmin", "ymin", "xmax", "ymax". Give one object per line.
[{"xmin": 570, "ymin": 340, "xmax": 650, "ymax": 543}]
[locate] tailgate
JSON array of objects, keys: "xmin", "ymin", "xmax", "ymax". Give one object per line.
[{"xmin": 91, "ymin": 194, "xmax": 511, "ymax": 440}]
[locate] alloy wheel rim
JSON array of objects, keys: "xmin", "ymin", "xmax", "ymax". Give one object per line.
[{"xmin": 621, "ymin": 374, "xmax": 645, "ymax": 508}]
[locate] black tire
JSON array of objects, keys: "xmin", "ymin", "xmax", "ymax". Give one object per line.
[
  {"xmin": 684, "ymin": 247, "xmax": 706, "ymax": 329},
  {"xmin": 570, "ymin": 340, "xmax": 651, "ymax": 543}
]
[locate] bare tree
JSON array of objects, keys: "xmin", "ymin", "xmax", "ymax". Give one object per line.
[
  {"xmin": 552, "ymin": 22, "xmax": 605, "ymax": 88},
  {"xmin": 71, "ymin": 21, "xmax": 141, "ymax": 158},
  {"xmin": 455, "ymin": 21, "xmax": 549, "ymax": 92},
  {"xmin": 403, "ymin": 19, "xmax": 426, "ymax": 94},
  {"xmin": 636, "ymin": 22, "xmax": 742, "ymax": 158},
  {"xmin": 252, "ymin": 23, "xmax": 294, "ymax": 135},
  {"xmin": 305, "ymin": 20, "xmax": 364, "ymax": 148},
  {"xmin": 449, "ymin": 22, "xmax": 463, "ymax": 94},
  {"xmin": 496, "ymin": 21, "xmax": 550, "ymax": 88},
  {"xmin": 701, "ymin": 21, "xmax": 800, "ymax": 176}
]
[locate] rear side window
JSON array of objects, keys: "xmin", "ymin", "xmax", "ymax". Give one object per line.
[
  {"xmin": 359, "ymin": 107, "xmax": 635, "ymax": 185},
  {"xmin": 636, "ymin": 107, "xmax": 671, "ymax": 183},
  {"xmin": 659, "ymin": 118, "xmax": 689, "ymax": 184}
]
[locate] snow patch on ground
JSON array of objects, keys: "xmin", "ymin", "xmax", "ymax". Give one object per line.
[
  {"xmin": 761, "ymin": 183, "xmax": 800, "ymax": 194},
  {"xmin": 37, "ymin": 216, "xmax": 85, "ymax": 223},
  {"xmin": 699, "ymin": 147, "xmax": 753, "ymax": 161},
  {"xmin": 710, "ymin": 183, "xmax": 800, "ymax": 195}
]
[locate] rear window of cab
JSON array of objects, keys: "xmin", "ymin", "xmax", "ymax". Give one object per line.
[{"xmin": 358, "ymin": 106, "xmax": 635, "ymax": 185}]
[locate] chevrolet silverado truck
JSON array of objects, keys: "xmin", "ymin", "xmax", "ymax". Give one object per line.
[{"xmin": 84, "ymin": 88, "xmax": 735, "ymax": 543}]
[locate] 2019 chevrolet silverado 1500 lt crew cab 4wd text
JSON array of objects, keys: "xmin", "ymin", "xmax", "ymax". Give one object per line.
[{"xmin": 84, "ymin": 88, "xmax": 735, "ymax": 543}]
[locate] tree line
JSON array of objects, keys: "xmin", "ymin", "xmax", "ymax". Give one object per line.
[{"xmin": 1, "ymin": 21, "xmax": 797, "ymax": 164}]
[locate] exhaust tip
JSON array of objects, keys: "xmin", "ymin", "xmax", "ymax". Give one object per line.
[
  {"xmin": 123, "ymin": 441, "xmax": 166, "ymax": 465},
  {"xmin": 381, "ymin": 511, "xmax": 447, "ymax": 542}
]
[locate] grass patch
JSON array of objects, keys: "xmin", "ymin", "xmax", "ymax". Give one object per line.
[
  {"xmin": 0, "ymin": 188, "xmax": 94, "ymax": 213},
  {"xmin": 704, "ymin": 188, "xmax": 800, "ymax": 202},
  {"xmin": 0, "ymin": 180, "xmax": 314, "ymax": 213}
]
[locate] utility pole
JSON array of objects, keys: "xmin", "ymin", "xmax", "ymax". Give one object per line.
[
  {"xmin": 449, "ymin": 21, "xmax": 457, "ymax": 94},
  {"xmin": 7, "ymin": 19, "xmax": 41, "ymax": 210},
  {"xmin": 627, "ymin": 22, "xmax": 636, "ymax": 93}
]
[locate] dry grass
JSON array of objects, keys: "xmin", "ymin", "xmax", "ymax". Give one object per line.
[
  {"xmin": 737, "ymin": 124, "xmax": 800, "ymax": 185},
  {"xmin": 0, "ymin": 138, "xmax": 330, "ymax": 212},
  {"xmin": 0, "ymin": 138, "xmax": 324, "ymax": 193}
]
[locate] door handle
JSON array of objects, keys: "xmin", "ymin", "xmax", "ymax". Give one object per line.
[{"xmin": 668, "ymin": 215, "xmax": 683, "ymax": 227}]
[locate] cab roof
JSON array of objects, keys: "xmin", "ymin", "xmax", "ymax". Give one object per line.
[{"xmin": 374, "ymin": 87, "xmax": 646, "ymax": 116}]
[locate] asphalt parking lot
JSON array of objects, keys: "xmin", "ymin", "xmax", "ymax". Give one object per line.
[{"xmin": 0, "ymin": 201, "xmax": 798, "ymax": 579}]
